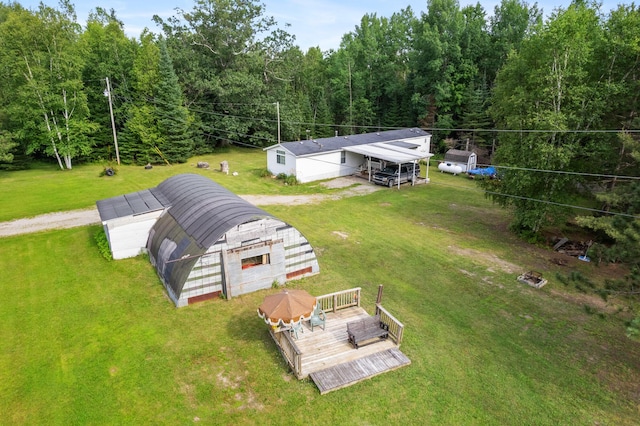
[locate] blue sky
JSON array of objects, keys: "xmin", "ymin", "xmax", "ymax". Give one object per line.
[{"xmin": 19, "ymin": 0, "xmax": 623, "ymax": 51}]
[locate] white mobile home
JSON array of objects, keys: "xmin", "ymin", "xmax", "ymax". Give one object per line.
[{"xmin": 265, "ymin": 128, "xmax": 432, "ymax": 183}]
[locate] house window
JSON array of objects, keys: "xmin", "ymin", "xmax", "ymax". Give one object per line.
[
  {"xmin": 242, "ymin": 253, "xmax": 270, "ymax": 269},
  {"xmin": 340, "ymin": 151, "xmax": 346, "ymax": 164},
  {"xmin": 276, "ymin": 150, "xmax": 286, "ymax": 165}
]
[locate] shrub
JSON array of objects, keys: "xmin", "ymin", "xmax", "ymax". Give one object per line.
[
  {"xmin": 94, "ymin": 230, "xmax": 112, "ymax": 261},
  {"xmin": 626, "ymin": 317, "xmax": 640, "ymax": 339},
  {"xmin": 283, "ymin": 174, "xmax": 298, "ymax": 185},
  {"xmin": 257, "ymin": 168, "xmax": 272, "ymax": 178},
  {"xmin": 275, "ymin": 173, "xmax": 298, "ymax": 185}
]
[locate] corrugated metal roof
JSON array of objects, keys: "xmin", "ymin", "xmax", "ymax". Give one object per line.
[
  {"xmin": 270, "ymin": 128, "xmax": 430, "ymax": 157},
  {"xmin": 153, "ymin": 174, "xmax": 273, "ymax": 249},
  {"xmin": 146, "ymin": 174, "xmax": 275, "ymax": 298},
  {"xmin": 344, "ymin": 142, "xmax": 432, "ymax": 163}
]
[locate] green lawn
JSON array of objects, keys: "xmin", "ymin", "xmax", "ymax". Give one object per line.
[
  {"xmin": 0, "ymin": 148, "xmax": 339, "ymax": 222},
  {"xmin": 0, "ymin": 153, "xmax": 638, "ymax": 424}
]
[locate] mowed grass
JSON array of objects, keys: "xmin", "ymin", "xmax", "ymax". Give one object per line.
[
  {"xmin": 0, "ymin": 147, "xmax": 338, "ymax": 222},
  {"xmin": 1, "ymin": 156, "xmax": 639, "ymax": 424}
]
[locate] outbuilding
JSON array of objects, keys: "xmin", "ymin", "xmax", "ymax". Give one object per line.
[
  {"xmin": 265, "ymin": 128, "xmax": 432, "ymax": 183},
  {"xmin": 442, "ymin": 149, "xmax": 477, "ymax": 173},
  {"xmin": 97, "ymin": 174, "xmax": 320, "ymax": 307}
]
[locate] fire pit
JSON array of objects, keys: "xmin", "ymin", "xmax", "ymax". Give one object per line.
[{"xmin": 517, "ymin": 271, "xmax": 547, "ymax": 289}]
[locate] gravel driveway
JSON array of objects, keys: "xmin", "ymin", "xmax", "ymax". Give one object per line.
[{"xmin": 0, "ymin": 177, "xmax": 381, "ymax": 237}]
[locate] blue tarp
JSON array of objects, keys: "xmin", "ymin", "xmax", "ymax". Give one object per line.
[{"xmin": 468, "ymin": 166, "xmax": 496, "ymax": 177}]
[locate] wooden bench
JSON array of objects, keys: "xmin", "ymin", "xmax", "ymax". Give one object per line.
[{"xmin": 346, "ymin": 315, "xmax": 389, "ymax": 349}]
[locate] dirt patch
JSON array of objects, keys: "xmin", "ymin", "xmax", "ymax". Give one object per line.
[
  {"xmin": 241, "ymin": 194, "xmax": 327, "ymax": 206},
  {"xmin": 547, "ymin": 288, "xmax": 630, "ymax": 316},
  {"xmin": 319, "ymin": 176, "xmax": 363, "ymax": 189},
  {"xmin": 448, "ymin": 245, "xmax": 521, "ymax": 274},
  {"xmin": 332, "ymin": 231, "xmax": 349, "ymax": 239}
]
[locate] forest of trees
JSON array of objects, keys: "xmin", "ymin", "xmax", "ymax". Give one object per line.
[{"xmin": 0, "ymin": 0, "xmax": 639, "ymax": 290}]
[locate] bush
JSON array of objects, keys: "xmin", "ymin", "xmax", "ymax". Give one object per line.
[
  {"xmin": 283, "ymin": 174, "xmax": 298, "ymax": 185},
  {"xmin": 275, "ymin": 173, "xmax": 298, "ymax": 185},
  {"xmin": 94, "ymin": 230, "xmax": 112, "ymax": 261},
  {"xmin": 626, "ymin": 317, "xmax": 640, "ymax": 339}
]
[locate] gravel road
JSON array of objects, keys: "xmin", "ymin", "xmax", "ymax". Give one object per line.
[{"xmin": 0, "ymin": 177, "xmax": 381, "ymax": 237}]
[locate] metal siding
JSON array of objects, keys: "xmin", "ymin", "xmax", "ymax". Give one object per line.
[{"xmin": 146, "ymin": 175, "xmax": 279, "ymax": 304}]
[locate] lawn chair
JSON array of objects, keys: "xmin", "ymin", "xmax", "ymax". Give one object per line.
[
  {"xmin": 309, "ymin": 305, "xmax": 326, "ymax": 331},
  {"xmin": 288, "ymin": 322, "xmax": 304, "ymax": 339}
]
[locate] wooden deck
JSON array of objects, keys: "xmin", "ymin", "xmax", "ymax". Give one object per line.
[
  {"xmin": 270, "ymin": 303, "xmax": 410, "ymax": 393},
  {"xmin": 310, "ymin": 348, "xmax": 411, "ymax": 394},
  {"xmin": 292, "ymin": 307, "xmax": 396, "ymax": 377}
]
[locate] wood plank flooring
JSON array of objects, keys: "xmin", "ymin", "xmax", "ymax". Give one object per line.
[
  {"xmin": 310, "ymin": 348, "xmax": 411, "ymax": 394},
  {"xmin": 278, "ymin": 307, "xmax": 410, "ymax": 392}
]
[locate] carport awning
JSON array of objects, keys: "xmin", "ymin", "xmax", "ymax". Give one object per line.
[{"xmin": 343, "ymin": 142, "xmax": 433, "ymax": 163}]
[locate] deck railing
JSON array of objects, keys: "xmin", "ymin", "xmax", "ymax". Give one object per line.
[
  {"xmin": 375, "ymin": 304, "xmax": 405, "ymax": 346},
  {"xmin": 316, "ymin": 287, "xmax": 361, "ymax": 312},
  {"xmin": 270, "ymin": 328, "xmax": 303, "ymax": 378}
]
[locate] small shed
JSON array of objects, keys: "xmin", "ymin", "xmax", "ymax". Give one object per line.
[
  {"xmin": 443, "ymin": 149, "xmax": 477, "ymax": 173},
  {"xmin": 97, "ymin": 174, "xmax": 320, "ymax": 307}
]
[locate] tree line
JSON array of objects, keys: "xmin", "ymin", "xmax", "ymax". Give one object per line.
[
  {"xmin": 0, "ymin": 0, "xmax": 639, "ymax": 288},
  {"xmin": 0, "ymin": 0, "xmax": 545, "ymax": 167}
]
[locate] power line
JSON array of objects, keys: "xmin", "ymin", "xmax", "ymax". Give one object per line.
[
  {"xmin": 428, "ymin": 180, "xmax": 640, "ymax": 219},
  {"xmin": 107, "ymin": 93, "xmax": 640, "ymax": 217},
  {"xmin": 111, "ymin": 95, "xmax": 640, "ymax": 183},
  {"xmin": 425, "ymin": 128, "xmax": 640, "ymax": 134},
  {"xmin": 477, "ymin": 163, "xmax": 640, "ymax": 181},
  {"xmin": 138, "ymin": 95, "xmax": 640, "ymax": 135}
]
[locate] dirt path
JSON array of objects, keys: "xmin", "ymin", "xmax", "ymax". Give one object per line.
[{"xmin": 0, "ymin": 177, "xmax": 381, "ymax": 237}]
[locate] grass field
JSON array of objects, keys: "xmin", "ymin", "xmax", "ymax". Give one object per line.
[
  {"xmin": 0, "ymin": 147, "xmax": 338, "ymax": 222},
  {"xmin": 1, "ymin": 150, "xmax": 639, "ymax": 424}
]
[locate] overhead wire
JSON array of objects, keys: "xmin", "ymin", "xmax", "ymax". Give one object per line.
[
  {"xmin": 134, "ymin": 95, "xmax": 640, "ymax": 134},
  {"xmin": 427, "ymin": 179, "xmax": 640, "ymax": 219},
  {"xmin": 477, "ymin": 163, "xmax": 640, "ymax": 181},
  {"xmin": 107, "ymin": 93, "xmax": 640, "ymax": 191}
]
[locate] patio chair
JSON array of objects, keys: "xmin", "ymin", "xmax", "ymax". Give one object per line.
[
  {"xmin": 288, "ymin": 322, "xmax": 304, "ymax": 339},
  {"xmin": 309, "ymin": 305, "xmax": 326, "ymax": 331}
]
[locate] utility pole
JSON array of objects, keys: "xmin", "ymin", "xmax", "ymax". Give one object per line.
[
  {"xmin": 105, "ymin": 77, "xmax": 120, "ymax": 165},
  {"xmin": 275, "ymin": 101, "xmax": 281, "ymax": 144}
]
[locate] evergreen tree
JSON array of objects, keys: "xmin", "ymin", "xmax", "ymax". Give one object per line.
[
  {"xmin": 576, "ymin": 132, "xmax": 640, "ymax": 293},
  {"xmin": 155, "ymin": 40, "xmax": 194, "ymax": 163}
]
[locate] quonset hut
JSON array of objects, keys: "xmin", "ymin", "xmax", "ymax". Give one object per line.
[{"xmin": 96, "ymin": 174, "xmax": 319, "ymax": 307}]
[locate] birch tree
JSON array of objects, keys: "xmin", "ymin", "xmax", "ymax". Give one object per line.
[
  {"xmin": 486, "ymin": 2, "xmax": 606, "ymax": 234},
  {"xmin": 0, "ymin": 1, "xmax": 95, "ymax": 169}
]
